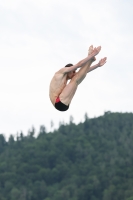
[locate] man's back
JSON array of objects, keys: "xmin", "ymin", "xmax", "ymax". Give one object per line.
[{"xmin": 49, "ymin": 71, "xmax": 67, "ymax": 105}]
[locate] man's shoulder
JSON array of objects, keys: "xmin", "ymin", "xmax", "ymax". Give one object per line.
[
  {"xmin": 54, "ymin": 70, "xmax": 66, "ymax": 79},
  {"xmin": 56, "ymin": 67, "xmax": 66, "ymax": 74},
  {"xmin": 56, "ymin": 67, "xmax": 69, "ymax": 74}
]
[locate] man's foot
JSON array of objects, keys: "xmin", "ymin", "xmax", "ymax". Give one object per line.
[
  {"xmin": 88, "ymin": 45, "xmax": 96, "ymax": 62},
  {"xmin": 88, "ymin": 45, "xmax": 101, "ymax": 62}
]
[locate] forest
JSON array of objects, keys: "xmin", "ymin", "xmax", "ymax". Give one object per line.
[{"xmin": 0, "ymin": 111, "xmax": 133, "ymax": 200}]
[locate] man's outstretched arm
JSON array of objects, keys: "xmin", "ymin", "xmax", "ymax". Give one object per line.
[
  {"xmin": 87, "ymin": 57, "xmax": 107, "ymax": 73},
  {"xmin": 57, "ymin": 46, "xmax": 101, "ymax": 74}
]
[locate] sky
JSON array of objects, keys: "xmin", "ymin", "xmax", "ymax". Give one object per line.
[{"xmin": 0, "ymin": 0, "xmax": 133, "ymax": 138}]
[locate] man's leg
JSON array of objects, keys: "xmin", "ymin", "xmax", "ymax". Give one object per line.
[
  {"xmin": 59, "ymin": 79, "xmax": 78, "ymax": 105},
  {"xmin": 74, "ymin": 45, "xmax": 100, "ymax": 85}
]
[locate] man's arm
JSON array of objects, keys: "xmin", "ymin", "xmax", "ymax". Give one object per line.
[
  {"xmin": 87, "ymin": 57, "xmax": 107, "ymax": 73},
  {"xmin": 57, "ymin": 46, "xmax": 101, "ymax": 74}
]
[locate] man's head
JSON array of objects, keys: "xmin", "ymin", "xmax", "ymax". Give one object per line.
[
  {"xmin": 65, "ymin": 63, "xmax": 73, "ymax": 68},
  {"xmin": 65, "ymin": 63, "xmax": 76, "ymax": 79}
]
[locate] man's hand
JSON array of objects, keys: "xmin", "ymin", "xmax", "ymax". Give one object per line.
[
  {"xmin": 87, "ymin": 57, "xmax": 107, "ymax": 73},
  {"xmin": 97, "ymin": 57, "xmax": 107, "ymax": 67}
]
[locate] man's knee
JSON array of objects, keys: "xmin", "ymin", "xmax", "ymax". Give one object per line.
[
  {"xmin": 72, "ymin": 75, "xmax": 79, "ymax": 84},
  {"xmin": 73, "ymin": 73, "xmax": 86, "ymax": 85}
]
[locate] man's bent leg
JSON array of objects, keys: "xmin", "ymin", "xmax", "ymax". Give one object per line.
[{"xmin": 59, "ymin": 79, "xmax": 78, "ymax": 106}]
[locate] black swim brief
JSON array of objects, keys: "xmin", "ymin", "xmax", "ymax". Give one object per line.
[{"xmin": 55, "ymin": 97, "xmax": 69, "ymax": 111}]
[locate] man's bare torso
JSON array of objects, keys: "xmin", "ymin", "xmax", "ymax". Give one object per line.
[{"xmin": 49, "ymin": 72, "xmax": 67, "ymax": 105}]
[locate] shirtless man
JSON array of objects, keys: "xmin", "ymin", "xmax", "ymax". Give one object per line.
[{"xmin": 49, "ymin": 45, "xmax": 107, "ymax": 111}]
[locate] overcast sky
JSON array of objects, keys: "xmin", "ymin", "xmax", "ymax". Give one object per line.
[{"xmin": 0, "ymin": 0, "xmax": 133, "ymax": 138}]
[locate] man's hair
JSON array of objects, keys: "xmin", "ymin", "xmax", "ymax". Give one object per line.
[{"xmin": 65, "ymin": 63, "xmax": 73, "ymax": 67}]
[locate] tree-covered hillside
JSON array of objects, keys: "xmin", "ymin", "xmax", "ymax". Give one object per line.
[{"xmin": 0, "ymin": 112, "xmax": 133, "ymax": 200}]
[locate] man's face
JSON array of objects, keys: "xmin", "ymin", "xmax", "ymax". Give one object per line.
[{"xmin": 67, "ymin": 70, "xmax": 76, "ymax": 79}]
